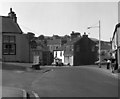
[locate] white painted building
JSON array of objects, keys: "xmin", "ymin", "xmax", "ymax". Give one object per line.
[
  {"xmin": 64, "ymin": 55, "xmax": 73, "ymax": 66},
  {"xmin": 53, "ymin": 50, "xmax": 64, "ymax": 64}
]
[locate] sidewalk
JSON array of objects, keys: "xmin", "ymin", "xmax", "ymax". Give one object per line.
[
  {"xmin": 96, "ymin": 65, "xmax": 119, "ymax": 79},
  {"xmin": 2, "ymin": 62, "xmax": 51, "ymax": 73},
  {"xmin": 2, "ymin": 62, "xmax": 33, "ymax": 67}
]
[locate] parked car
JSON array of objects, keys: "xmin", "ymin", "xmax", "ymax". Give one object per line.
[
  {"xmin": 55, "ymin": 59, "xmax": 64, "ymax": 66},
  {"xmin": 51, "ymin": 62, "xmax": 56, "ymax": 66}
]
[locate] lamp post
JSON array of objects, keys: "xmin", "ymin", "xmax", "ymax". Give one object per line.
[{"xmin": 87, "ymin": 20, "xmax": 101, "ymax": 68}]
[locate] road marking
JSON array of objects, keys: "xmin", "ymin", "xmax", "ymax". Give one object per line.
[
  {"xmin": 22, "ymin": 89, "xmax": 27, "ymax": 99},
  {"xmin": 32, "ymin": 91, "xmax": 40, "ymax": 99}
]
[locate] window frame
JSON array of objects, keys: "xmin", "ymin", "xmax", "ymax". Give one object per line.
[{"xmin": 3, "ymin": 35, "xmax": 16, "ymax": 55}]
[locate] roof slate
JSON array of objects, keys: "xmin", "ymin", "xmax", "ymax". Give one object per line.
[
  {"xmin": 47, "ymin": 39, "xmax": 61, "ymax": 45},
  {"xmin": 1, "ymin": 16, "xmax": 22, "ymax": 33}
]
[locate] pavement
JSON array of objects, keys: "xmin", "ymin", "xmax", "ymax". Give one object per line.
[
  {"xmin": 2, "ymin": 86, "xmax": 27, "ymax": 97},
  {"xmin": 96, "ymin": 65, "xmax": 119, "ymax": 79},
  {"xmin": 1, "ymin": 62, "xmax": 52, "ymax": 74}
]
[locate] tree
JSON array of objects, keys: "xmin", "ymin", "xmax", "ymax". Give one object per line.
[
  {"xmin": 38, "ymin": 35, "xmax": 45, "ymax": 40},
  {"xmin": 27, "ymin": 32, "xmax": 35, "ymax": 41}
]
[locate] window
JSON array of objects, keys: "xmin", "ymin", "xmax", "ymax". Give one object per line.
[
  {"xmin": 3, "ymin": 44, "xmax": 16, "ymax": 55},
  {"xmin": 3, "ymin": 35, "xmax": 15, "ymax": 43},
  {"xmin": 76, "ymin": 45, "xmax": 80, "ymax": 52},
  {"xmin": 56, "ymin": 46, "xmax": 58, "ymax": 49},
  {"xmin": 9, "ymin": 36, "xmax": 16, "ymax": 43},
  {"xmin": 3, "ymin": 35, "xmax": 16, "ymax": 55},
  {"xmin": 55, "ymin": 52, "xmax": 57, "ymax": 57},
  {"xmin": 60, "ymin": 51, "xmax": 62, "ymax": 56},
  {"xmin": 91, "ymin": 46, "xmax": 95, "ymax": 52}
]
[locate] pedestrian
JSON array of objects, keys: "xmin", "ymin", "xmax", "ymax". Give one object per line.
[
  {"xmin": 111, "ymin": 58, "xmax": 115, "ymax": 73},
  {"xmin": 107, "ymin": 59, "xmax": 111, "ymax": 69}
]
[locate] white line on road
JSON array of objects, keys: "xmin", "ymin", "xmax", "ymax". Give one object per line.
[
  {"xmin": 32, "ymin": 91, "xmax": 40, "ymax": 99},
  {"xmin": 22, "ymin": 89, "xmax": 27, "ymax": 99}
]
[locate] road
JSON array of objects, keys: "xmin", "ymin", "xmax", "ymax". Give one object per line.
[{"xmin": 2, "ymin": 65, "xmax": 119, "ymax": 97}]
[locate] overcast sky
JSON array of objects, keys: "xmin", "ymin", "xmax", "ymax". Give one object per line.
[{"xmin": 0, "ymin": 1, "xmax": 118, "ymax": 41}]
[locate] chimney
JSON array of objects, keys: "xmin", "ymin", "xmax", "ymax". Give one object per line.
[
  {"xmin": 71, "ymin": 31, "xmax": 81, "ymax": 39},
  {"xmin": 8, "ymin": 8, "xmax": 17, "ymax": 23},
  {"xmin": 83, "ymin": 32, "xmax": 88, "ymax": 38}
]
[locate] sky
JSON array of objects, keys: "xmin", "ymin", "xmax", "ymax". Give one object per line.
[{"xmin": 0, "ymin": 1, "xmax": 119, "ymax": 41}]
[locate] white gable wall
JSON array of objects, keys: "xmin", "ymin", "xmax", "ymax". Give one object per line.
[{"xmin": 54, "ymin": 50, "xmax": 64, "ymax": 63}]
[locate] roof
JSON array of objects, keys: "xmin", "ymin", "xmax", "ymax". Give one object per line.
[
  {"xmin": 1, "ymin": 16, "xmax": 22, "ymax": 33},
  {"xmin": 64, "ymin": 50, "xmax": 73, "ymax": 57},
  {"xmin": 47, "ymin": 39, "xmax": 61, "ymax": 45},
  {"xmin": 59, "ymin": 38, "xmax": 80, "ymax": 57},
  {"xmin": 54, "ymin": 44, "xmax": 66, "ymax": 51},
  {"xmin": 90, "ymin": 38, "xmax": 99, "ymax": 42},
  {"xmin": 32, "ymin": 40, "xmax": 49, "ymax": 51},
  {"xmin": 65, "ymin": 37, "xmax": 81, "ymax": 45}
]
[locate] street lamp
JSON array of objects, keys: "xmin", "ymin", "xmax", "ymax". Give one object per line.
[{"xmin": 87, "ymin": 20, "xmax": 101, "ymax": 68}]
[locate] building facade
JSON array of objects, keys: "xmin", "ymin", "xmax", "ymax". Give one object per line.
[
  {"xmin": 1, "ymin": 8, "xmax": 42, "ymax": 63},
  {"xmin": 1, "ymin": 8, "xmax": 32, "ymax": 62},
  {"xmin": 0, "ymin": 24, "xmax": 2, "ymax": 61},
  {"xmin": 32, "ymin": 39, "xmax": 53, "ymax": 65},
  {"xmin": 64, "ymin": 41, "xmax": 75, "ymax": 66},
  {"xmin": 73, "ymin": 33, "xmax": 98, "ymax": 66},
  {"xmin": 47, "ymin": 39, "xmax": 62, "ymax": 52},
  {"xmin": 53, "ymin": 50, "xmax": 64, "ymax": 64},
  {"xmin": 112, "ymin": 23, "xmax": 120, "ymax": 69},
  {"xmin": 2, "ymin": 33, "xmax": 31, "ymax": 62}
]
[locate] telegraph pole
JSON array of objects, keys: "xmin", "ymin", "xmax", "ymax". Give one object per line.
[
  {"xmin": 87, "ymin": 20, "xmax": 101, "ymax": 68},
  {"xmin": 98, "ymin": 20, "xmax": 101, "ymax": 68}
]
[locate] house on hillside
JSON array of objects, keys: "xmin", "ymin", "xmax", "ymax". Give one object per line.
[
  {"xmin": 47, "ymin": 38, "xmax": 62, "ymax": 52},
  {"xmin": 70, "ymin": 31, "xmax": 81, "ymax": 39},
  {"xmin": 91, "ymin": 38, "xmax": 111, "ymax": 61}
]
